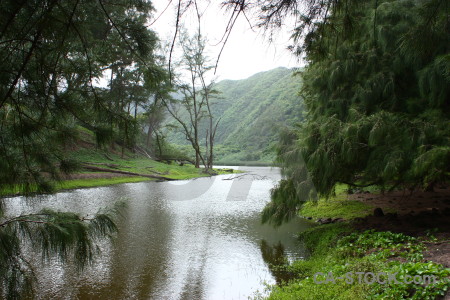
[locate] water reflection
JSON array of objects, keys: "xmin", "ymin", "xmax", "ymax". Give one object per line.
[
  {"xmin": 4, "ymin": 167, "xmax": 313, "ymax": 299},
  {"xmin": 260, "ymin": 240, "xmax": 298, "ymax": 285}
]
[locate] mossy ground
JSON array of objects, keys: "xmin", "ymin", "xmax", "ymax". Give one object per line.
[{"xmin": 299, "ymin": 185, "xmax": 373, "ymax": 220}]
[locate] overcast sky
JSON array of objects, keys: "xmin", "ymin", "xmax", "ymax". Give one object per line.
[{"xmin": 150, "ymin": 1, "xmax": 300, "ymax": 81}]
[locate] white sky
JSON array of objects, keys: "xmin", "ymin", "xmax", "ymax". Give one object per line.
[{"xmin": 150, "ymin": 1, "xmax": 301, "ymax": 81}]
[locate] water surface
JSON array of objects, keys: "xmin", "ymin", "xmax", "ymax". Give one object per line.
[{"xmin": 4, "ymin": 167, "xmax": 313, "ymax": 299}]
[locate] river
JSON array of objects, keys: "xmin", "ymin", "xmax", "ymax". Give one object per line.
[{"xmin": 4, "ymin": 167, "xmax": 313, "ymax": 299}]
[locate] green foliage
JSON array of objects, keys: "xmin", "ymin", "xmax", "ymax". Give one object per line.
[
  {"xmin": 336, "ymin": 230, "xmax": 422, "ymax": 260},
  {"xmin": 336, "ymin": 231, "xmax": 450, "ymax": 299},
  {"xmin": 266, "ymin": 226, "xmax": 450, "ymax": 300},
  {"xmin": 263, "ymin": 179, "xmax": 299, "ymax": 226},
  {"xmin": 0, "ymin": 2, "xmax": 168, "ymax": 298},
  {"xmin": 0, "ymin": 206, "xmax": 120, "ymax": 299},
  {"xmin": 265, "ymin": 0, "xmax": 450, "ymax": 225},
  {"xmin": 300, "ymin": 198, "xmax": 373, "ymax": 220},
  {"xmin": 370, "ymin": 262, "xmax": 450, "ymax": 300},
  {"xmin": 266, "ymin": 224, "xmax": 370, "ymax": 300},
  {"xmin": 0, "ymin": 0, "xmax": 166, "ymax": 192},
  {"xmin": 166, "ymin": 67, "xmax": 304, "ymax": 164},
  {"xmin": 299, "ymin": 223, "xmax": 352, "ymax": 256}
]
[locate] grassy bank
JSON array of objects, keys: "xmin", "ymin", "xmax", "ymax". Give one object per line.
[
  {"xmin": 299, "ymin": 185, "xmax": 375, "ymax": 220},
  {"xmin": 262, "ymin": 191, "xmax": 450, "ymax": 299},
  {"xmin": 73, "ymin": 148, "xmax": 232, "ymax": 179},
  {"xmin": 1, "ymin": 148, "xmax": 235, "ymax": 197}
]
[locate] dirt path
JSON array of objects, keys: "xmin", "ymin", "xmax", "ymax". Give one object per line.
[
  {"xmin": 347, "ymin": 186, "xmax": 450, "ymax": 276},
  {"xmin": 349, "ymin": 185, "xmax": 450, "ymax": 216}
]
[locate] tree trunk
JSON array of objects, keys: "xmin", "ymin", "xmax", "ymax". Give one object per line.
[{"xmin": 195, "ymin": 151, "xmax": 200, "ymax": 168}]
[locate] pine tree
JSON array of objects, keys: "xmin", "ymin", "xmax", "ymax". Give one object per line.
[
  {"xmin": 259, "ymin": 0, "xmax": 450, "ymax": 225},
  {"xmin": 0, "ymin": 1, "xmax": 165, "ymax": 297}
]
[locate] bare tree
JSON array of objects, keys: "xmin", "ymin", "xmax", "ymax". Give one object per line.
[{"xmin": 162, "ymin": 30, "xmax": 220, "ymax": 171}]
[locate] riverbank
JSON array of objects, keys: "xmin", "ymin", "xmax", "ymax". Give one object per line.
[
  {"xmin": 264, "ymin": 187, "xmax": 450, "ymax": 299},
  {"xmin": 1, "ymin": 148, "xmax": 235, "ymax": 197}
]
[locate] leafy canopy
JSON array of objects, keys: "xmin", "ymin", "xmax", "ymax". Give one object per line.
[
  {"xmin": 264, "ymin": 0, "xmax": 450, "ymax": 225},
  {"xmin": 0, "ymin": 0, "xmax": 164, "ymax": 298}
]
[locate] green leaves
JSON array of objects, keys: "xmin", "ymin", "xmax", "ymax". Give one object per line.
[
  {"xmin": 0, "ymin": 0, "xmax": 166, "ymax": 190},
  {"xmin": 263, "ymin": 0, "xmax": 450, "ymax": 225},
  {"xmin": 0, "ymin": 1, "xmax": 160, "ymax": 298},
  {"xmin": 0, "ymin": 207, "xmax": 120, "ymax": 299}
]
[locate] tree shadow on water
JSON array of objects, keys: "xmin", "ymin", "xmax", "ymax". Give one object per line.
[{"xmin": 259, "ymin": 240, "xmax": 296, "ymax": 285}]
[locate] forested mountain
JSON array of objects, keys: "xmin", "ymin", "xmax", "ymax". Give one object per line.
[{"xmin": 166, "ymin": 67, "xmax": 304, "ymax": 164}]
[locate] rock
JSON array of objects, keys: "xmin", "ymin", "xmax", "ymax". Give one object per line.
[
  {"xmin": 307, "ymin": 217, "xmax": 313, "ymax": 220},
  {"xmin": 373, "ymin": 207, "xmax": 384, "ymax": 217}
]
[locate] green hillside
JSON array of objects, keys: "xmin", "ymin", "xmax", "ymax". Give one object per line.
[{"xmin": 167, "ymin": 67, "xmax": 304, "ymax": 164}]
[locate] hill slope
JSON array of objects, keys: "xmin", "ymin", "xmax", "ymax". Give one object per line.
[{"xmin": 167, "ymin": 67, "xmax": 304, "ymax": 164}]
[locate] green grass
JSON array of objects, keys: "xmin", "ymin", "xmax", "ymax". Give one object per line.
[
  {"xmin": 56, "ymin": 177, "xmax": 154, "ymax": 190},
  {"xmin": 0, "ymin": 147, "xmax": 234, "ymax": 197},
  {"xmin": 299, "ymin": 185, "xmax": 374, "ymax": 220},
  {"xmin": 264, "ymin": 225, "xmax": 450, "ymax": 300},
  {"xmin": 264, "ymin": 224, "xmax": 370, "ymax": 300},
  {"xmin": 263, "ymin": 183, "xmax": 450, "ymax": 299},
  {"xmin": 71, "ymin": 147, "xmax": 233, "ymax": 177}
]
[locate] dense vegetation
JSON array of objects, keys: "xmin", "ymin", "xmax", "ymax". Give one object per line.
[
  {"xmin": 0, "ymin": 1, "xmax": 239, "ymax": 297},
  {"xmin": 262, "ymin": 0, "xmax": 450, "ymax": 225},
  {"xmin": 0, "ymin": 1, "xmax": 169, "ymax": 297},
  {"xmin": 265, "ymin": 224, "xmax": 450, "ymax": 300},
  {"xmin": 1, "ymin": 0, "xmax": 449, "ymax": 298},
  {"xmin": 0, "ymin": 0, "xmax": 167, "ymax": 194},
  {"xmin": 167, "ymin": 67, "xmax": 304, "ymax": 164}
]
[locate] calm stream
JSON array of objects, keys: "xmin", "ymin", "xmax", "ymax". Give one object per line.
[{"xmin": 4, "ymin": 167, "xmax": 313, "ymax": 299}]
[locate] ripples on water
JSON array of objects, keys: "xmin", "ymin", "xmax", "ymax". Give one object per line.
[{"xmin": 4, "ymin": 167, "xmax": 313, "ymax": 299}]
